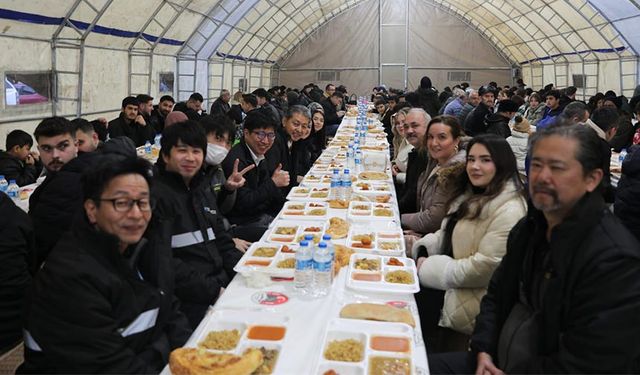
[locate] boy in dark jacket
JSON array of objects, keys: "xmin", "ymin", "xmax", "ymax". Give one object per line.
[{"xmin": 0, "ymin": 129, "xmax": 42, "ymax": 186}]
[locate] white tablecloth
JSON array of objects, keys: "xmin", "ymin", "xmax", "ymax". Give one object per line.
[{"xmin": 161, "ymin": 116, "xmax": 430, "ymax": 374}]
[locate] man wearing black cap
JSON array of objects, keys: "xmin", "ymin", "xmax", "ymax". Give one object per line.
[
  {"xmin": 484, "ymin": 99, "xmax": 519, "ymax": 138},
  {"xmin": 108, "ymin": 96, "xmax": 156, "ymax": 147},
  {"xmin": 464, "ymin": 85, "xmax": 497, "ymax": 136}
]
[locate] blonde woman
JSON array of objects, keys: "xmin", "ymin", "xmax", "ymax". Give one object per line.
[{"xmin": 391, "ymin": 107, "xmax": 413, "ymax": 186}]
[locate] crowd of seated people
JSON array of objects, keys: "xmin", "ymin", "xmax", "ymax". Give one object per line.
[{"xmin": 1, "ymin": 77, "xmax": 640, "ymax": 374}]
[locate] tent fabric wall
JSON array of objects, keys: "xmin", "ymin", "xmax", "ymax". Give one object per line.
[{"xmin": 278, "ymin": 0, "xmax": 512, "ymax": 94}]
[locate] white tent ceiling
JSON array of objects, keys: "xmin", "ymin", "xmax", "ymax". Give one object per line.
[{"xmin": 0, "ymin": 0, "xmax": 638, "ymax": 65}]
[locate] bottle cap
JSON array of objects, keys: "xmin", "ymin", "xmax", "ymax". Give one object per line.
[
  {"xmin": 318, "ymin": 242, "xmax": 327, "ymax": 248},
  {"xmin": 300, "ymin": 240, "xmax": 309, "ymax": 246},
  {"xmin": 9, "ymin": 179, "xmax": 16, "ymax": 184},
  {"xmin": 304, "ymin": 234, "xmax": 314, "ymax": 241},
  {"xmin": 322, "ymin": 234, "xmax": 332, "ymax": 240}
]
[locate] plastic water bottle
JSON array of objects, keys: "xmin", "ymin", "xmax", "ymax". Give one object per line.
[
  {"xmin": 144, "ymin": 141, "xmax": 152, "ymax": 155},
  {"xmin": 294, "ymin": 240, "xmax": 313, "ymax": 295},
  {"xmin": 329, "ymin": 169, "xmax": 341, "ymax": 200},
  {"xmin": 360, "ymin": 130, "xmax": 367, "ymax": 145},
  {"xmin": 322, "ymin": 234, "xmax": 335, "ymax": 262},
  {"xmin": 313, "ymin": 241, "xmax": 333, "ymax": 297},
  {"xmin": 154, "ymin": 134, "xmax": 162, "ymax": 147},
  {"xmin": 347, "ymin": 143, "xmax": 355, "ymax": 170},
  {"xmin": 6, "ymin": 180, "xmax": 19, "ymax": 201},
  {"xmin": 619, "ymin": 148, "xmax": 627, "ymax": 164},
  {"xmin": 341, "ymin": 169, "xmax": 352, "ymax": 201},
  {"xmin": 354, "ymin": 150, "xmax": 363, "ymax": 174},
  {"xmin": 0, "ymin": 175, "xmax": 8, "ymax": 195}
]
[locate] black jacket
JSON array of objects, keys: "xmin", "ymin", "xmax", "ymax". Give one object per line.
[
  {"xmin": 484, "ymin": 113, "xmax": 512, "ymax": 138},
  {"xmin": 0, "ymin": 194, "xmax": 33, "ymax": 354},
  {"xmin": 173, "ymin": 102, "xmax": 203, "ymax": 121},
  {"xmin": 0, "ymin": 151, "xmax": 41, "ymax": 187},
  {"xmin": 321, "ymin": 98, "xmax": 343, "ymax": 125},
  {"xmin": 28, "ymin": 152, "xmax": 100, "ymax": 268},
  {"xmin": 615, "ymin": 145, "xmax": 640, "ymax": 242},
  {"xmin": 265, "ymin": 127, "xmax": 312, "ymax": 187},
  {"xmin": 149, "ymin": 108, "xmax": 167, "ymax": 134},
  {"xmin": 221, "ymin": 141, "xmax": 285, "ymax": 224},
  {"xmin": 227, "ymin": 104, "xmax": 244, "ymax": 125},
  {"xmin": 18, "ymin": 216, "xmax": 191, "ymax": 373},
  {"xmin": 471, "ymin": 193, "xmax": 640, "ymax": 373},
  {"xmin": 108, "ymin": 113, "xmax": 155, "ymax": 147},
  {"xmin": 153, "ymin": 166, "xmax": 242, "ymax": 327},
  {"xmin": 398, "ymin": 147, "xmax": 429, "ymax": 214},
  {"xmin": 609, "ymin": 118, "xmax": 634, "ymax": 152},
  {"xmin": 464, "ymin": 102, "xmax": 493, "ymax": 136},
  {"xmin": 415, "ymin": 87, "xmax": 441, "ymax": 117},
  {"xmin": 210, "ymin": 98, "xmax": 230, "ymax": 116}
]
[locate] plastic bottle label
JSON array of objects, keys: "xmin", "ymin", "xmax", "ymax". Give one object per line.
[
  {"xmin": 296, "ymin": 259, "xmax": 313, "ymax": 270},
  {"xmin": 314, "ymin": 260, "xmax": 332, "ymax": 272}
]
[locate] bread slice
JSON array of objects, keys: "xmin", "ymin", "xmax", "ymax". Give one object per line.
[
  {"xmin": 169, "ymin": 347, "xmax": 263, "ymax": 375},
  {"xmin": 340, "ymin": 303, "xmax": 415, "ymax": 327}
]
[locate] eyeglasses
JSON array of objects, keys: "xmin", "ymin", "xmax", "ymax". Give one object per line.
[
  {"xmin": 38, "ymin": 141, "xmax": 72, "ymax": 154},
  {"xmin": 252, "ymin": 131, "xmax": 276, "ymax": 141},
  {"xmin": 99, "ymin": 198, "xmax": 155, "ymax": 212}
]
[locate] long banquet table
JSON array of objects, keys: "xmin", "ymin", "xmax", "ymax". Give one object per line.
[{"xmin": 161, "ymin": 114, "xmax": 430, "ymax": 374}]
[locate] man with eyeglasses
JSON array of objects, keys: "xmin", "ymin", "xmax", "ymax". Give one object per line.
[
  {"xmin": 222, "ymin": 111, "xmax": 288, "ymax": 230},
  {"xmin": 20, "ymin": 156, "xmax": 192, "ymax": 373},
  {"xmin": 266, "ymin": 105, "xmax": 313, "ymax": 189},
  {"xmin": 153, "ymin": 121, "xmax": 243, "ymax": 328},
  {"xmin": 29, "ymin": 117, "xmax": 138, "ymax": 269}
]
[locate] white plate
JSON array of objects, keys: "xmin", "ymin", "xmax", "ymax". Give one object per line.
[
  {"xmin": 281, "ymin": 201, "xmax": 329, "ymax": 221},
  {"xmin": 346, "ymin": 227, "xmax": 405, "ymax": 256},
  {"xmin": 351, "ymin": 181, "xmax": 393, "ymax": 195},
  {"xmin": 286, "ymin": 186, "xmax": 331, "ymax": 201},
  {"xmin": 347, "ymin": 201, "xmax": 397, "ymax": 222},
  {"xmin": 346, "ymin": 254, "xmax": 419, "ymax": 294},
  {"xmin": 233, "ymin": 242, "xmax": 298, "ymax": 277},
  {"xmin": 184, "ymin": 310, "xmax": 289, "ymax": 374},
  {"xmin": 315, "ymin": 318, "xmax": 414, "ymax": 375}
]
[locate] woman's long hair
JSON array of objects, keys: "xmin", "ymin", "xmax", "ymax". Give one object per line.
[
  {"xmin": 310, "ymin": 109, "xmax": 327, "ymax": 154},
  {"xmin": 446, "ymin": 134, "xmax": 524, "ymax": 220},
  {"xmin": 392, "ymin": 107, "xmax": 410, "ymax": 159}
]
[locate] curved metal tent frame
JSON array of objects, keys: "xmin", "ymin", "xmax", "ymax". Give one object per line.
[{"xmin": 0, "ymin": 0, "xmax": 639, "ymax": 120}]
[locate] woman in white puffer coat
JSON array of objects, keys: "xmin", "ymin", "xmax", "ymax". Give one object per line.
[{"xmin": 412, "ymin": 134, "xmax": 527, "ymax": 352}]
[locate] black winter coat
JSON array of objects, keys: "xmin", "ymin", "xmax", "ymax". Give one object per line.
[
  {"xmin": 321, "ymin": 98, "xmax": 343, "ymax": 125},
  {"xmin": 615, "ymin": 145, "xmax": 640, "ymax": 242},
  {"xmin": 464, "ymin": 102, "xmax": 492, "ymax": 136},
  {"xmin": 221, "ymin": 141, "xmax": 285, "ymax": 224},
  {"xmin": 28, "ymin": 152, "xmax": 100, "ymax": 268},
  {"xmin": 265, "ymin": 128, "xmax": 312, "ymax": 188},
  {"xmin": 0, "ymin": 151, "xmax": 41, "ymax": 187},
  {"xmin": 108, "ymin": 113, "xmax": 155, "ymax": 147},
  {"xmin": 415, "ymin": 87, "xmax": 441, "ymax": 118},
  {"xmin": 18, "ymin": 216, "xmax": 191, "ymax": 373},
  {"xmin": 398, "ymin": 147, "xmax": 429, "ymax": 214},
  {"xmin": 0, "ymin": 194, "xmax": 32, "ymax": 354},
  {"xmin": 484, "ymin": 113, "xmax": 512, "ymax": 139},
  {"xmin": 471, "ymin": 193, "xmax": 640, "ymax": 373},
  {"xmin": 153, "ymin": 167, "xmax": 242, "ymax": 327},
  {"xmin": 210, "ymin": 98, "xmax": 230, "ymax": 116}
]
